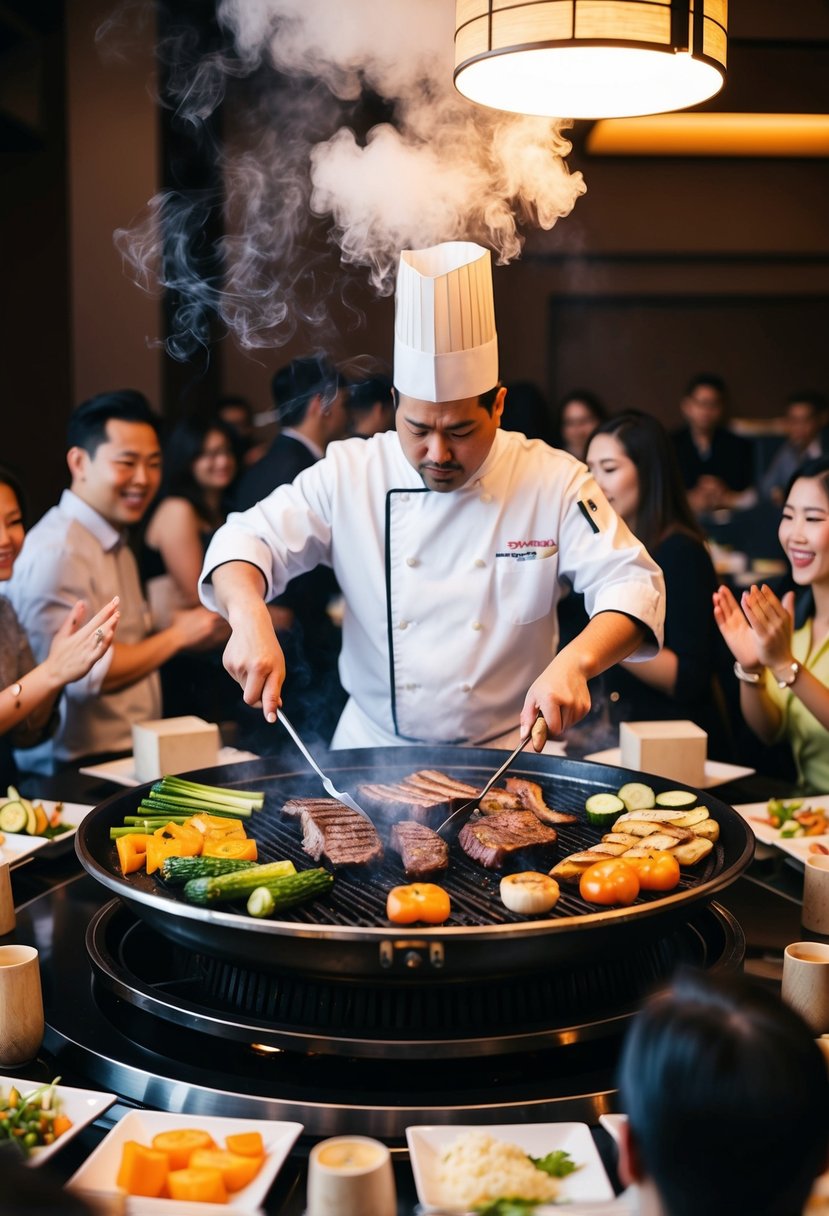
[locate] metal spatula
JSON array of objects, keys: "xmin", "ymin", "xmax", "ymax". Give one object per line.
[
  {"xmin": 277, "ymin": 711, "xmax": 375, "ymax": 824},
  {"xmin": 435, "ymin": 714, "xmax": 546, "ymax": 842}
]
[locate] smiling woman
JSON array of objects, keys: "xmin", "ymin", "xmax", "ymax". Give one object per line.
[
  {"xmin": 714, "ymin": 453, "xmax": 829, "ymax": 793},
  {"xmin": 0, "ymin": 466, "xmax": 119, "ymax": 786}
]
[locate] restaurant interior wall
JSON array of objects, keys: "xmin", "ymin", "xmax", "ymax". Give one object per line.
[{"xmin": 1, "ymin": 1, "xmax": 828, "ymax": 524}]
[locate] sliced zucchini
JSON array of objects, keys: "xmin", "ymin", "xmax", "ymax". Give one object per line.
[
  {"xmin": 0, "ymin": 802, "xmax": 28, "ymax": 834},
  {"xmin": 23, "ymin": 798, "xmax": 37, "ymax": 835},
  {"xmin": 585, "ymin": 793, "xmax": 625, "ymax": 826},
  {"xmin": 615, "ymin": 808, "xmax": 695, "ymax": 824},
  {"xmin": 655, "ymin": 789, "xmax": 698, "ymax": 809},
  {"xmin": 617, "ymin": 782, "xmax": 655, "ymax": 812}
]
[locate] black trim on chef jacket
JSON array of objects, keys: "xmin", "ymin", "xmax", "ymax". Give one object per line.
[{"xmin": 384, "ymin": 486, "xmax": 468, "ymax": 744}]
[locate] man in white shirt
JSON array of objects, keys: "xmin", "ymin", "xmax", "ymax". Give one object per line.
[
  {"xmin": 200, "ymin": 243, "xmax": 665, "ymax": 751},
  {"xmin": 7, "ymin": 391, "xmax": 225, "ymax": 772}
]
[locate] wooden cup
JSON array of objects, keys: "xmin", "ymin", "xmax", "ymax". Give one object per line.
[
  {"xmin": 782, "ymin": 941, "xmax": 829, "ymax": 1034},
  {"xmin": 803, "ymin": 854, "xmax": 829, "ymax": 936},
  {"xmin": 0, "ymin": 944, "xmax": 44, "ymax": 1067},
  {"xmin": 306, "ymin": 1137, "xmax": 396, "ymax": 1216},
  {"xmin": 0, "ymin": 861, "xmax": 15, "ymax": 935}
]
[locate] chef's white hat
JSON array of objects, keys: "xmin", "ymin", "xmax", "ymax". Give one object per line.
[{"xmin": 393, "ymin": 241, "xmax": 498, "ymax": 403}]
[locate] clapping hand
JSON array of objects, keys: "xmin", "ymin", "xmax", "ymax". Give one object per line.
[{"xmin": 739, "ymin": 583, "xmax": 796, "ymax": 671}]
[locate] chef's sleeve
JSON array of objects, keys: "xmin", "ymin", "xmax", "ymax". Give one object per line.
[
  {"xmin": 556, "ymin": 466, "xmax": 665, "ymax": 659},
  {"xmin": 200, "ymin": 469, "xmax": 334, "ymax": 612}
]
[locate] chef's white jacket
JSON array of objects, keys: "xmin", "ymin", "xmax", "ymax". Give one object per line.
[{"xmin": 200, "ymin": 430, "xmax": 664, "ymax": 749}]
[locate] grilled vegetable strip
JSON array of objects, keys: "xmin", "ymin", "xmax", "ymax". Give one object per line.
[
  {"xmin": 153, "ymin": 776, "xmax": 264, "ymax": 814},
  {"xmin": 183, "ymin": 865, "xmax": 332, "ymax": 907}
]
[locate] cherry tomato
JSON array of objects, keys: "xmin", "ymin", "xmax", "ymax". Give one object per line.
[
  {"xmin": 579, "ymin": 859, "xmax": 640, "ymax": 906},
  {"xmin": 386, "ymin": 883, "xmax": 451, "ymax": 925},
  {"xmin": 625, "ymin": 850, "xmax": 681, "ymax": 892}
]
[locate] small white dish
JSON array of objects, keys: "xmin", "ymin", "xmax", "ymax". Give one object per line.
[
  {"xmin": 406, "ymin": 1121, "xmax": 614, "ymax": 1212},
  {"xmin": 732, "ymin": 799, "xmax": 829, "ymax": 866},
  {"xmin": 66, "ymin": 1109, "xmax": 302, "ymax": 1213},
  {"xmin": 80, "ymin": 748, "xmax": 260, "ymax": 788},
  {"xmin": 0, "ymin": 800, "xmax": 95, "ymax": 867},
  {"xmin": 598, "ymin": 1113, "xmax": 627, "ymax": 1146},
  {"xmin": 581, "ymin": 750, "xmax": 754, "ymax": 789},
  {"xmin": 0, "ymin": 1075, "xmax": 116, "ymax": 1167}
]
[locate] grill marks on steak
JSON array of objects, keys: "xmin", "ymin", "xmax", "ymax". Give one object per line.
[
  {"xmin": 357, "ymin": 770, "xmax": 479, "ymax": 827},
  {"xmin": 458, "ymin": 810, "xmax": 558, "ymax": 870},
  {"xmin": 390, "ymin": 820, "xmax": 449, "ymax": 879},
  {"xmin": 282, "ymin": 797, "xmax": 383, "ymax": 868}
]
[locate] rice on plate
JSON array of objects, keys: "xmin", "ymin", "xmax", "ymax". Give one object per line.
[{"xmin": 437, "ymin": 1130, "xmax": 562, "ymax": 1208}]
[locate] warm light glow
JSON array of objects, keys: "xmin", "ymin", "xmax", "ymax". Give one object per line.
[
  {"xmin": 454, "ymin": 1, "xmax": 727, "ymax": 120},
  {"xmin": 587, "ymin": 113, "xmax": 829, "ymax": 156}
]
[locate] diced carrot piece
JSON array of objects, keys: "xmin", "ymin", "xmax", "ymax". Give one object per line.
[
  {"xmin": 151, "ymin": 1128, "xmax": 217, "ymax": 1170},
  {"xmin": 190, "ymin": 1148, "xmax": 264, "ymax": 1191},
  {"xmin": 116, "ymin": 834, "xmax": 151, "ymax": 876},
  {"xmin": 167, "ymin": 1166, "xmax": 228, "ymax": 1203},
  {"xmin": 116, "ymin": 1141, "xmax": 169, "ymax": 1197},
  {"xmin": 225, "ymin": 1131, "xmax": 264, "ymax": 1158},
  {"xmin": 202, "ymin": 836, "xmax": 258, "ymax": 861},
  {"xmin": 52, "ymin": 1114, "xmax": 73, "ymax": 1139}
]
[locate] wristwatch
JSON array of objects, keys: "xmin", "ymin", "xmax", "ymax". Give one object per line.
[{"xmin": 775, "ymin": 660, "xmax": 801, "ymax": 689}]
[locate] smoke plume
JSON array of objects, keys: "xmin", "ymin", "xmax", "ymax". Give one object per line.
[{"xmin": 112, "ymin": 0, "xmax": 586, "ymax": 358}]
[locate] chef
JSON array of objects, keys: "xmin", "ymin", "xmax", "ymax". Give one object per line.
[{"xmin": 199, "ymin": 241, "xmax": 665, "ymax": 750}]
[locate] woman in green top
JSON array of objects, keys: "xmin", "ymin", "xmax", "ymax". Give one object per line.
[{"xmin": 714, "ymin": 454, "xmax": 829, "ymax": 793}]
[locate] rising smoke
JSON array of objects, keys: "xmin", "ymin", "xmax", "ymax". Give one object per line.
[{"xmin": 110, "ymin": 0, "xmax": 586, "ymax": 359}]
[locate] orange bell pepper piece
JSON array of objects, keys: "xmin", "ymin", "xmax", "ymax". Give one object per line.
[
  {"xmin": 145, "ymin": 836, "xmax": 184, "ymax": 875},
  {"xmin": 151, "ymin": 1127, "xmax": 217, "ymax": 1170},
  {"xmin": 116, "ymin": 833, "xmax": 151, "ymax": 876},
  {"xmin": 153, "ymin": 822, "xmax": 204, "ymax": 856},
  {"xmin": 225, "ymin": 1131, "xmax": 264, "ymax": 1158},
  {"xmin": 190, "ymin": 1148, "xmax": 264, "ymax": 1192},
  {"xmin": 52, "ymin": 1114, "xmax": 73, "ymax": 1139},
  {"xmin": 116, "ymin": 1141, "xmax": 169, "ymax": 1197},
  {"xmin": 386, "ymin": 883, "xmax": 451, "ymax": 925},
  {"xmin": 167, "ymin": 1166, "xmax": 227, "ymax": 1203},
  {"xmin": 202, "ymin": 836, "xmax": 258, "ymax": 861},
  {"xmin": 191, "ymin": 813, "xmax": 247, "ymax": 836}
]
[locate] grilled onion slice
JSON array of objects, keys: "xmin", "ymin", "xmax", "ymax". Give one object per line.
[{"xmin": 500, "ymin": 871, "xmax": 560, "ymax": 914}]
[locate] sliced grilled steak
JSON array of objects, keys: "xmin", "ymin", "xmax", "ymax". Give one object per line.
[
  {"xmin": 390, "ymin": 820, "xmax": 449, "ymax": 879},
  {"xmin": 503, "ymin": 777, "xmax": 578, "ymax": 826},
  {"xmin": 458, "ymin": 810, "xmax": 558, "ymax": 870},
  {"xmin": 357, "ymin": 770, "xmax": 478, "ymax": 827},
  {"xmin": 282, "ymin": 797, "xmax": 383, "ymax": 868}
]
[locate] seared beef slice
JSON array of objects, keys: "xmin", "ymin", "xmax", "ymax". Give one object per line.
[
  {"xmin": 390, "ymin": 820, "xmax": 449, "ymax": 878},
  {"xmin": 282, "ymin": 797, "xmax": 383, "ymax": 868},
  {"xmin": 357, "ymin": 770, "xmax": 478, "ymax": 827},
  {"xmin": 458, "ymin": 810, "xmax": 557, "ymax": 870}
]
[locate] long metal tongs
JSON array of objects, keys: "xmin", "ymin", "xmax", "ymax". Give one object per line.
[
  {"xmin": 435, "ymin": 715, "xmax": 546, "ymax": 842},
  {"xmin": 277, "ymin": 711, "xmax": 375, "ymax": 824}
]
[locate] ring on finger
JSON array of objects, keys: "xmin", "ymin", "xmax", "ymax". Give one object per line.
[{"xmin": 94, "ymin": 627, "xmax": 105, "ymax": 646}]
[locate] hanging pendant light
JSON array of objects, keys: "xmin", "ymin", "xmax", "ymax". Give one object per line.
[{"xmin": 454, "ymin": 1, "xmax": 728, "ymax": 120}]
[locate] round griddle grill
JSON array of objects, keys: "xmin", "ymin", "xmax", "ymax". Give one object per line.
[{"xmin": 76, "ymin": 747, "xmax": 754, "ymax": 979}]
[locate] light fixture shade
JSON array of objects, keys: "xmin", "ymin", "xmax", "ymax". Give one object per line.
[{"xmin": 454, "ymin": 1, "xmax": 727, "ymax": 120}]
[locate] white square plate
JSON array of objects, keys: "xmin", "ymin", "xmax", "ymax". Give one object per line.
[
  {"xmin": 406, "ymin": 1122, "xmax": 614, "ymax": 1212},
  {"xmin": 0, "ymin": 1075, "xmax": 116, "ymax": 1167},
  {"xmin": 66, "ymin": 1109, "xmax": 303, "ymax": 1214},
  {"xmin": 80, "ymin": 748, "xmax": 259, "ymax": 788},
  {"xmin": 581, "ymin": 750, "xmax": 754, "ymax": 789},
  {"xmin": 0, "ymin": 801, "xmax": 94, "ymax": 867},
  {"xmin": 731, "ymin": 798, "xmax": 829, "ymax": 865}
]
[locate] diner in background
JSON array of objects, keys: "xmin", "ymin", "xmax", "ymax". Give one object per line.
[
  {"xmin": 555, "ymin": 388, "xmax": 607, "ymax": 461},
  {"xmin": 714, "ymin": 454, "xmax": 829, "ymax": 794},
  {"xmin": 199, "ymin": 241, "xmax": 665, "ymax": 752},
  {"xmin": 759, "ymin": 391, "xmax": 827, "ymax": 505},
  {"xmin": 141, "ymin": 411, "xmax": 238, "ymax": 721},
  {"xmin": 671, "ymin": 373, "xmax": 753, "ymax": 515},
  {"xmin": 5, "ymin": 391, "xmax": 225, "ymax": 775},
  {"xmin": 346, "ymin": 374, "xmax": 395, "ymax": 438},
  {"xmin": 585, "ymin": 411, "xmax": 733, "ymax": 754},
  {"xmin": 617, "ymin": 967, "xmax": 829, "ymax": 1216},
  {"xmin": 0, "ymin": 466, "xmax": 119, "ymax": 787}
]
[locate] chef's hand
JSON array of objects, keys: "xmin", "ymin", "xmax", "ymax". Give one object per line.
[
  {"xmin": 521, "ymin": 655, "xmax": 592, "ymax": 750},
  {"xmin": 211, "ymin": 562, "xmax": 287, "ymax": 720},
  {"xmin": 740, "ymin": 583, "xmax": 796, "ymax": 672},
  {"xmin": 712, "ymin": 583, "xmax": 762, "ymax": 671}
]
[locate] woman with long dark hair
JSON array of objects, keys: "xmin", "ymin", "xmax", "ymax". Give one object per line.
[
  {"xmin": 0, "ymin": 466, "xmax": 118, "ymax": 784},
  {"xmin": 585, "ymin": 410, "xmax": 732, "ymax": 748},
  {"xmin": 714, "ymin": 454, "xmax": 829, "ymax": 793},
  {"xmin": 141, "ymin": 414, "xmax": 238, "ymax": 719}
]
